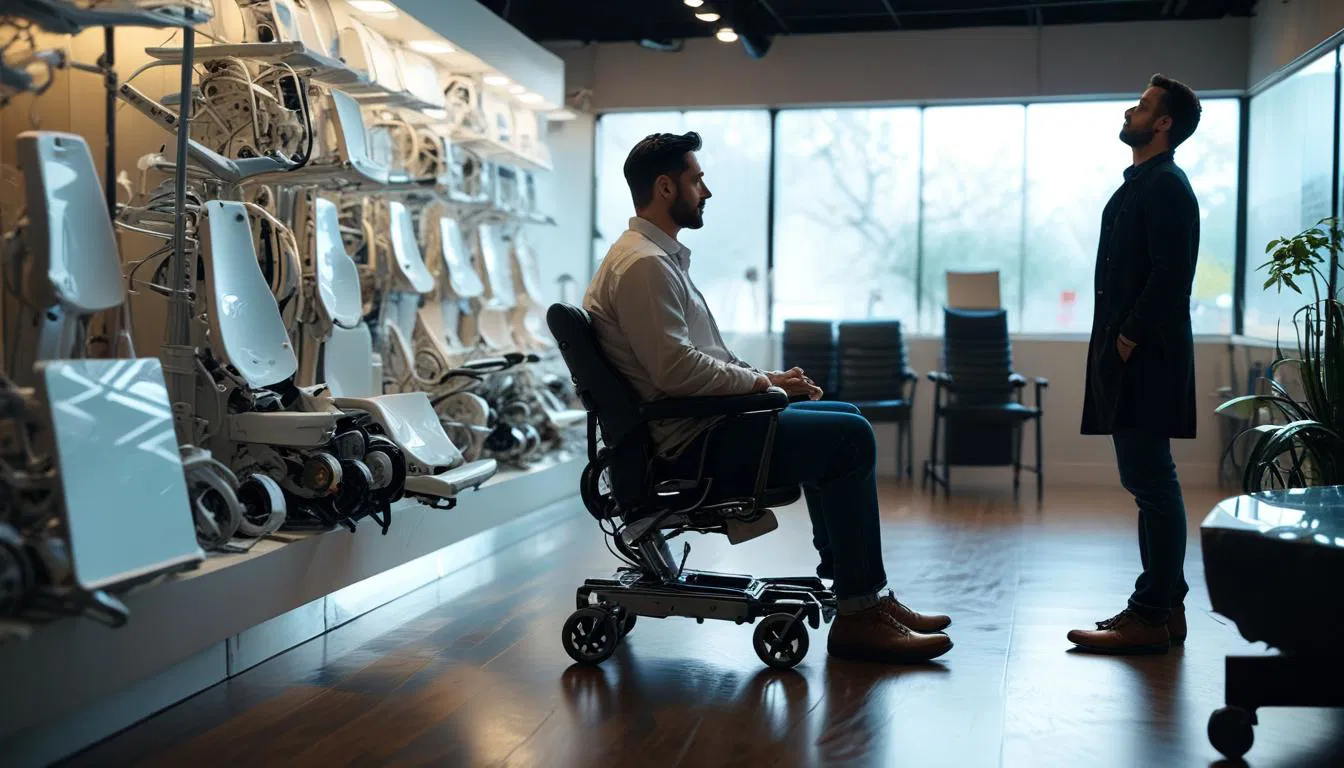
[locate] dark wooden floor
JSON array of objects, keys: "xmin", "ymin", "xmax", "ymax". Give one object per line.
[{"xmin": 65, "ymin": 484, "xmax": 1344, "ymax": 767}]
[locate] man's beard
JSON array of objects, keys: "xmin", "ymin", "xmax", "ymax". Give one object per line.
[
  {"xmin": 670, "ymin": 195, "xmax": 705, "ymax": 229},
  {"xmin": 1119, "ymin": 122, "xmax": 1155, "ymax": 148}
]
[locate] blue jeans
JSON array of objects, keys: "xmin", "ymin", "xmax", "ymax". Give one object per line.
[
  {"xmin": 669, "ymin": 400, "xmax": 888, "ymax": 605},
  {"xmin": 1113, "ymin": 428, "xmax": 1189, "ymax": 622}
]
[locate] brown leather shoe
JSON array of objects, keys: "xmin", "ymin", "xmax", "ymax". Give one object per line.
[
  {"xmin": 828, "ymin": 605, "xmax": 953, "ymax": 663},
  {"xmin": 878, "ymin": 591, "xmax": 952, "ymax": 633},
  {"xmin": 1168, "ymin": 606, "xmax": 1186, "ymax": 645},
  {"xmin": 1067, "ymin": 609, "xmax": 1170, "ymax": 655}
]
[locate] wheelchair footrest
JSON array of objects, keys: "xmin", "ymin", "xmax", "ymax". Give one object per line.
[{"xmin": 577, "ymin": 568, "xmax": 837, "ymax": 629}]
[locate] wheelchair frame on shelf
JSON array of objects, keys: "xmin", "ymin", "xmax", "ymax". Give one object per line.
[{"xmin": 548, "ymin": 304, "xmax": 836, "ymax": 670}]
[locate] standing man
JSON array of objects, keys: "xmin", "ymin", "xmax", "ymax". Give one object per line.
[
  {"xmin": 1070, "ymin": 75, "xmax": 1202, "ymax": 654},
  {"xmin": 584, "ymin": 131, "xmax": 954, "ymax": 663}
]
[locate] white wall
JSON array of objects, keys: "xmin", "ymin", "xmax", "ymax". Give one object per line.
[
  {"xmin": 527, "ymin": 115, "xmax": 595, "ymax": 304},
  {"xmin": 555, "ymin": 19, "xmax": 1249, "ymax": 111},
  {"xmin": 1248, "ymin": 0, "xmax": 1344, "ymax": 88}
]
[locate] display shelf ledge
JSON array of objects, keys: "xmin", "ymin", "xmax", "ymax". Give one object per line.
[{"xmin": 0, "ymin": 452, "xmax": 582, "ymax": 768}]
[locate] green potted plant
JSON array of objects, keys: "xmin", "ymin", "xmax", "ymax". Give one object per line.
[{"xmin": 1217, "ymin": 216, "xmax": 1344, "ymax": 492}]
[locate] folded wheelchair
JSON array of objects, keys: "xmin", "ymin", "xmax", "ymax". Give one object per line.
[{"xmin": 547, "ymin": 304, "xmax": 837, "ymax": 670}]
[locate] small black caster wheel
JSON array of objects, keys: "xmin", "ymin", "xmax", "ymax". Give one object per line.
[
  {"xmin": 1208, "ymin": 706, "xmax": 1254, "ymax": 759},
  {"xmin": 753, "ymin": 612, "xmax": 809, "ymax": 670},
  {"xmin": 562, "ymin": 607, "xmax": 619, "ymax": 665}
]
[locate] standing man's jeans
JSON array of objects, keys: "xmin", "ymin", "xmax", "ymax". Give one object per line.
[
  {"xmin": 1113, "ymin": 428, "xmax": 1189, "ymax": 622},
  {"xmin": 668, "ymin": 399, "xmax": 888, "ymax": 612}
]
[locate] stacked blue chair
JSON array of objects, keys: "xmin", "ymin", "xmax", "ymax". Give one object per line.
[
  {"xmin": 835, "ymin": 320, "xmax": 917, "ymax": 480},
  {"xmin": 780, "ymin": 319, "xmax": 837, "ymax": 398}
]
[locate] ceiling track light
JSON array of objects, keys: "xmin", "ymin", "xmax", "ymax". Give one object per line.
[
  {"xmin": 715, "ymin": 27, "xmax": 738, "ymax": 43},
  {"xmin": 695, "ymin": 11, "xmax": 720, "ymax": 22},
  {"xmin": 683, "ymin": 0, "xmax": 704, "ymax": 7}
]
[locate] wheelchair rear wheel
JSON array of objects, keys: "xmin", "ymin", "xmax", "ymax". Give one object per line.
[{"xmin": 753, "ymin": 612, "xmax": 810, "ymax": 669}]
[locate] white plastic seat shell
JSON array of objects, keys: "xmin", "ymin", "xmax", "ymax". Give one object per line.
[
  {"xmin": 18, "ymin": 131, "xmax": 126, "ymax": 314},
  {"xmin": 201, "ymin": 200, "xmax": 299, "ymax": 389},
  {"xmin": 312, "ymin": 196, "xmax": 363, "ymax": 328}
]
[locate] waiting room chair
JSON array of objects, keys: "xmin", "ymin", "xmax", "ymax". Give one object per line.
[
  {"xmin": 835, "ymin": 320, "xmax": 917, "ymax": 481},
  {"xmin": 547, "ymin": 303, "xmax": 836, "ymax": 670},
  {"xmin": 924, "ymin": 308, "xmax": 1047, "ymax": 502},
  {"xmin": 780, "ymin": 319, "xmax": 838, "ymax": 397}
]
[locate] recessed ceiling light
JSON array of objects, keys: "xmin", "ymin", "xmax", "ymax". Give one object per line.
[
  {"xmin": 683, "ymin": 0, "xmax": 704, "ymax": 7},
  {"xmin": 519, "ymin": 93, "xmax": 543, "ymax": 104},
  {"xmin": 407, "ymin": 40, "xmax": 454, "ymax": 55},
  {"xmin": 715, "ymin": 27, "xmax": 738, "ymax": 43},
  {"xmin": 695, "ymin": 11, "xmax": 720, "ymax": 22},
  {"xmin": 547, "ymin": 108, "xmax": 577, "ymax": 121},
  {"xmin": 484, "ymin": 73, "xmax": 509, "ymax": 86},
  {"xmin": 423, "ymin": 108, "xmax": 447, "ymax": 120},
  {"xmin": 349, "ymin": 0, "xmax": 397, "ymax": 14},
  {"xmin": 509, "ymin": 84, "xmax": 526, "ymax": 94}
]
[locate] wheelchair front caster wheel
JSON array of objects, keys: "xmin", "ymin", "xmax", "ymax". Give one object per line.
[
  {"xmin": 753, "ymin": 612, "xmax": 809, "ymax": 670},
  {"xmin": 562, "ymin": 607, "xmax": 620, "ymax": 665},
  {"xmin": 1208, "ymin": 706, "xmax": 1254, "ymax": 759}
]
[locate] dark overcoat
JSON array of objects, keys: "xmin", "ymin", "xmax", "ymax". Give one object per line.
[{"xmin": 1081, "ymin": 150, "xmax": 1199, "ymax": 439}]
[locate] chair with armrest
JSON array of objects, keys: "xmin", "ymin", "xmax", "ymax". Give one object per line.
[
  {"xmin": 547, "ymin": 303, "xmax": 837, "ymax": 670},
  {"xmin": 923, "ymin": 307, "xmax": 1048, "ymax": 502},
  {"xmin": 780, "ymin": 319, "xmax": 838, "ymax": 397}
]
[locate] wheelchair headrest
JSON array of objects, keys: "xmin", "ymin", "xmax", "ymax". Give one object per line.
[{"xmin": 545, "ymin": 303, "xmax": 644, "ymax": 449}]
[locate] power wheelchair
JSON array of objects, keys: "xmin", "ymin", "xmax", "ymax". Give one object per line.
[{"xmin": 547, "ymin": 303, "xmax": 837, "ymax": 670}]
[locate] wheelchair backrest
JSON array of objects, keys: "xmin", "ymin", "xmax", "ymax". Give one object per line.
[
  {"xmin": 388, "ymin": 201, "xmax": 435, "ymax": 294},
  {"xmin": 437, "ymin": 216, "xmax": 485, "ymax": 301},
  {"xmin": 546, "ymin": 302, "xmax": 651, "ymax": 509}
]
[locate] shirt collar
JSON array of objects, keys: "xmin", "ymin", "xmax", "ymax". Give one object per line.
[
  {"xmin": 629, "ymin": 216, "xmax": 691, "ymax": 269},
  {"xmin": 1124, "ymin": 150, "xmax": 1173, "ymax": 182}
]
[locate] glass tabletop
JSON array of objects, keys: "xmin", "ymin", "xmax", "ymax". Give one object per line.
[{"xmin": 1202, "ymin": 486, "xmax": 1344, "ymax": 548}]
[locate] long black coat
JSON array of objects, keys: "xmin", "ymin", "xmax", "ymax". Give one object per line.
[{"xmin": 1081, "ymin": 150, "xmax": 1199, "ymax": 440}]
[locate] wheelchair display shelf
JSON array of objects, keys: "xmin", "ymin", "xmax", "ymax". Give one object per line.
[{"xmin": 0, "ymin": 454, "xmax": 581, "ymax": 768}]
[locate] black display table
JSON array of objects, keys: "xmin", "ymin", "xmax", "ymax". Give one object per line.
[{"xmin": 1200, "ymin": 486, "xmax": 1344, "ymax": 759}]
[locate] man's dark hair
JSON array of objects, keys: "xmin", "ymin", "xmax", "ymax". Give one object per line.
[
  {"xmin": 1149, "ymin": 73, "xmax": 1201, "ymax": 149},
  {"xmin": 622, "ymin": 131, "xmax": 702, "ymax": 209}
]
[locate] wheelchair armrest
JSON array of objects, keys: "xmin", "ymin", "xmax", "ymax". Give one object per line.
[
  {"xmin": 927, "ymin": 371, "xmax": 951, "ymax": 385},
  {"xmin": 1034, "ymin": 377, "xmax": 1050, "ymax": 388},
  {"xmin": 901, "ymin": 368, "xmax": 918, "ymax": 381},
  {"xmin": 639, "ymin": 387, "xmax": 789, "ymax": 421}
]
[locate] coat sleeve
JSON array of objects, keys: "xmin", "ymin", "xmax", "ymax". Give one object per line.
[
  {"xmin": 1119, "ymin": 172, "xmax": 1198, "ymax": 345},
  {"xmin": 613, "ymin": 257, "xmax": 764, "ymax": 398}
]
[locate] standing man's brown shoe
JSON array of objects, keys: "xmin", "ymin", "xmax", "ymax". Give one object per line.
[
  {"xmin": 1067, "ymin": 609, "xmax": 1170, "ymax": 654},
  {"xmin": 1168, "ymin": 605, "xmax": 1186, "ymax": 644}
]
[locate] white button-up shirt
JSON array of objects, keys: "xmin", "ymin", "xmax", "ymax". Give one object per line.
[{"xmin": 583, "ymin": 217, "xmax": 761, "ymax": 458}]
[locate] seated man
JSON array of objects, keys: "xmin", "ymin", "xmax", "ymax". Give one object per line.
[{"xmin": 583, "ymin": 131, "xmax": 953, "ymax": 664}]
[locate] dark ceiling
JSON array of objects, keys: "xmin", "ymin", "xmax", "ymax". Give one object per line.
[{"xmin": 478, "ymin": 0, "xmax": 1257, "ymax": 46}]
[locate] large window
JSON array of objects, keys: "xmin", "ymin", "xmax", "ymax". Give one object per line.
[
  {"xmin": 594, "ymin": 97, "xmax": 1244, "ymax": 336},
  {"xmin": 1023, "ymin": 99, "xmax": 1241, "ymax": 334},
  {"xmin": 772, "ymin": 108, "xmax": 921, "ymax": 330},
  {"xmin": 920, "ymin": 104, "xmax": 1026, "ymax": 333},
  {"xmin": 593, "ymin": 110, "xmax": 772, "ymax": 333},
  {"xmin": 1243, "ymin": 48, "xmax": 1339, "ymax": 341}
]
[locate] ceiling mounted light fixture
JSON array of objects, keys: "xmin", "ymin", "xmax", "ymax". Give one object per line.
[
  {"xmin": 695, "ymin": 11, "xmax": 720, "ymax": 22},
  {"xmin": 348, "ymin": 0, "xmax": 397, "ymax": 14},
  {"xmin": 715, "ymin": 27, "xmax": 738, "ymax": 43},
  {"xmin": 407, "ymin": 39, "xmax": 454, "ymax": 55},
  {"xmin": 547, "ymin": 108, "xmax": 578, "ymax": 121},
  {"xmin": 483, "ymin": 73, "xmax": 509, "ymax": 86},
  {"xmin": 509, "ymin": 84, "xmax": 526, "ymax": 94},
  {"xmin": 683, "ymin": 0, "xmax": 704, "ymax": 7},
  {"xmin": 519, "ymin": 93, "xmax": 543, "ymax": 104}
]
